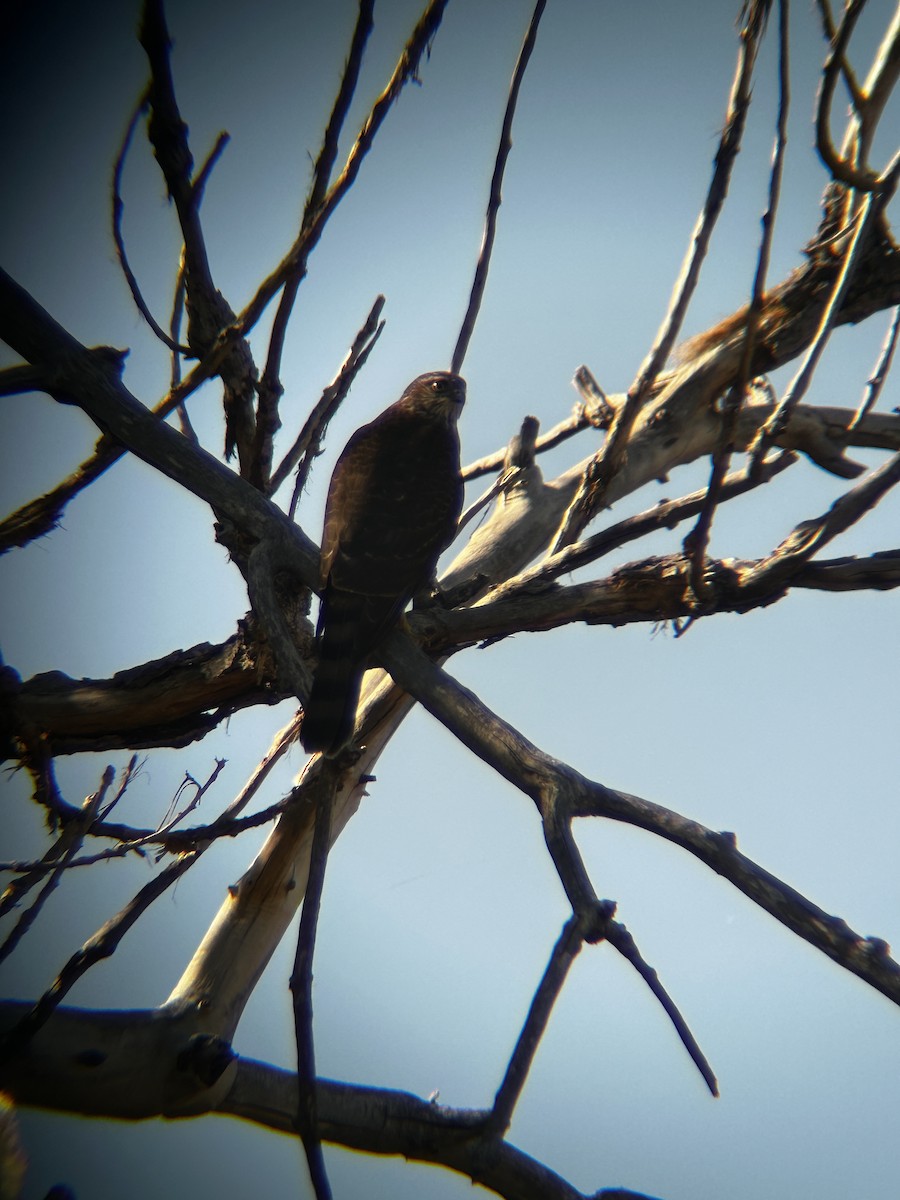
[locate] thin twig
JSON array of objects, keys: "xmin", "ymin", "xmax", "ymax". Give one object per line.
[
  {"xmin": 815, "ymin": 0, "xmax": 865, "ymax": 110},
  {"xmin": 192, "ymin": 130, "xmax": 231, "ymax": 205},
  {"xmin": 4, "ymin": 716, "xmax": 302, "ymax": 872},
  {"xmin": 815, "ymin": 0, "xmax": 877, "ymax": 191},
  {"xmin": 848, "ymin": 304, "xmax": 900, "ymax": 432},
  {"xmin": 486, "ymin": 916, "xmax": 586, "ymax": 1138},
  {"xmin": 606, "ymin": 922, "xmax": 718, "ymax": 1097},
  {"xmin": 451, "ymin": 0, "xmax": 546, "ymax": 374},
  {"xmin": 290, "ymin": 769, "xmax": 337, "ymax": 1200},
  {"xmin": 456, "ymin": 472, "xmax": 516, "ymax": 535},
  {"xmin": 460, "ymin": 406, "xmax": 603, "ymax": 481},
  {"xmin": 0, "ymin": 767, "xmax": 114, "ymax": 963},
  {"xmin": 271, "ymin": 295, "xmax": 385, "ymax": 506},
  {"xmin": 0, "ymin": 799, "xmax": 285, "ymax": 874},
  {"xmin": 156, "ymin": 759, "xmax": 227, "ymax": 841},
  {"xmin": 167, "ymin": 250, "xmax": 198, "ymax": 440},
  {"xmin": 0, "ymin": 757, "xmax": 138, "ymax": 914},
  {"xmin": 111, "ymin": 89, "xmax": 190, "ymax": 354}
]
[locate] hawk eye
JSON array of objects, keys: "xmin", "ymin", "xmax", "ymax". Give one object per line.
[{"xmin": 430, "ymin": 379, "xmax": 442, "ymax": 392}]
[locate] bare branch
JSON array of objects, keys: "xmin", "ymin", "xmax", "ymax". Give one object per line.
[
  {"xmin": 112, "ymin": 89, "xmax": 190, "ymax": 354},
  {"xmin": 486, "ymin": 916, "xmax": 588, "ymax": 1139},
  {"xmin": 851, "ymin": 5, "xmax": 900, "ymax": 167},
  {"xmin": 0, "ymin": 443, "xmax": 123, "ymax": 554},
  {"xmin": 815, "ymin": 0, "xmax": 865, "ymax": 110},
  {"xmin": 139, "ymin": 0, "xmax": 259, "ymax": 470},
  {"xmin": 246, "ymin": 541, "xmax": 313, "ymax": 699},
  {"xmin": 606, "ymin": 922, "xmax": 718, "ymax": 1098},
  {"xmin": 138, "ymin": 0, "xmax": 228, "ymax": 324},
  {"xmin": 427, "ymin": 544, "xmax": 900, "ymax": 656},
  {"xmin": 378, "ymin": 633, "xmax": 900, "ymax": 1007},
  {"xmin": 848, "ymin": 303, "xmax": 900, "ymax": 432},
  {"xmin": 290, "ymin": 762, "xmax": 338, "ymax": 1200},
  {"xmin": 224, "ymin": 1062, "xmax": 667, "ymax": 1200},
  {"xmin": 3, "ymin": 626, "xmax": 286, "ymax": 758},
  {"xmin": 269, "ymin": 295, "xmax": 385, "ymax": 505},
  {"xmin": 451, "ymin": 0, "xmax": 546, "ymax": 374},
  {"xmin": 0, "ymin": 363, "xmax": 52, "ymax": 398},
  {"xmin": 192, "ymin": 130, "xmax": 231, "ymax": 206},
  {"xmin": 792, "ymin": 548, "xmax": 900, "ymax": 590},
  {"xmin": 815, "ymin": 0, "xmax": 880, "ymax": 190}
]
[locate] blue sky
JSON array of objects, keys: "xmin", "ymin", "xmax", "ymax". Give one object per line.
[{"xmin": 2, "ymin": 2, "xmax": 899, "ymax": 1198}]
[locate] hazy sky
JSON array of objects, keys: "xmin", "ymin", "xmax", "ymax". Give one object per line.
[{"xmin": 2, "ymin": 2, "xmax": 899, "ymax": 1199}]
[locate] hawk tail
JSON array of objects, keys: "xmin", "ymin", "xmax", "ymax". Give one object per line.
[
  {"xmin": 302, "ymin": 652, "xmax": 362, "ymax": 756},
  {"xmin": 302, "ymin": 594, "xmax": 367, "ymax": 756}
]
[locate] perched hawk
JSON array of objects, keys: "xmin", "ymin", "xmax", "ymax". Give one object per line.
[{"xmin": 301, "ymin": 372, "xmax": 466, "ymax": 756}]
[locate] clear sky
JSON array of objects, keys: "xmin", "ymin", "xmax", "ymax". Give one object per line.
[{"xmin": 2, "ymin": 1, "xmax": 899, "ymax": 1198}]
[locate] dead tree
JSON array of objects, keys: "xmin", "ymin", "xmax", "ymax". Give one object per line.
[{"xmin": 2, "ymin": 2, "xmax": 900, "ymax": 1197}]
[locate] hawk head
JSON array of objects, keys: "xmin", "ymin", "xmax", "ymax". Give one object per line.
[{"xmin": 398, "ymin": 371, "xmax": 466, "ymax": 423}]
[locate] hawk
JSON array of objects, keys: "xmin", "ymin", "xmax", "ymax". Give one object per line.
[{"xmin": 301, "ymin": 371, "xmax": 466, "ymax": 756}]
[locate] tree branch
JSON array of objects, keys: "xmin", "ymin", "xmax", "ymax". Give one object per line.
[
  {"xmin": 271, "ymin": 295, "xmax": 385, "ymax": 506},
  {"xmin": 290, "ymin": 763, "xmax": 337, "ymax": 1200},
  {"xmin": 378, "ymin": 634, "xmax": 900, "ymax": 1007},
  {"xmin": 139, "ymin": 0, "xmax": 260, "ymax": 471},
  {"xmin": 2, "ymin": 626, "xmax": 285, "ymax": 759},
  {"xmin": 451, "ymin": 0, "xmax": 546, "ymax": 374},
  {"xmin": 111, "ymin": 88, "xmax": 190, "ymax": 354}
]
